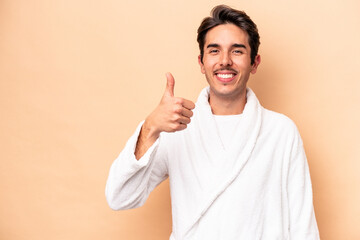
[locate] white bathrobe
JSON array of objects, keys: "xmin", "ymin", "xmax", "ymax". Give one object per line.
[{"xmin": 105, "ymin": 87, "xmax": 320, "ymax": 240}]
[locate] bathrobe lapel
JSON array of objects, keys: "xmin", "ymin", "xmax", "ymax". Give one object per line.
[{"xmin": 183, "ymin": 87, "xmax": 263, "ymax": 238}]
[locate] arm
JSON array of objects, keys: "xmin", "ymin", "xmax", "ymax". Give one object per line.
[
  {"xmin": 287, "ymin": 127, "xmax": 320, "ymax": 239},
  {"xmin": 105, "ymin": 73, "xmax": 195, "ymax": 210},
  {"xmin": 105, "ymin": 121, "xmax": 168, "ymax": 210}
]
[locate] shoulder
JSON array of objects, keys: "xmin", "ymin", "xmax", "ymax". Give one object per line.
[
  {"xmin": 261, "ymin": 108, "xmax": 301, "ymax": 139},
  {"xmin": 262, "ymin": 108, "xmax": 296, "ymax": 128},
  {"xmin": 259, "ymin": 108, "xmax": 305, "ymax": 159}
]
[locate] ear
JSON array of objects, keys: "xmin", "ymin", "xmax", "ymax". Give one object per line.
[
  {"xmin": 250, "ymin": 54, "xmax": 261, "ymax": 74},
  {"xmin": 198, "ymin": 55, "xmax": 205, "ymax": 74}
]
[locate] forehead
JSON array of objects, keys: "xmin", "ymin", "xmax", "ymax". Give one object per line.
[{"xmin": 205, "ymin": 23, "xmax": 249, "ymax": 46}]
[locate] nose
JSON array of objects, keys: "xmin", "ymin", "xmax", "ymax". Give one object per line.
[{"xmin": 220, "ymin": 52, "xmax": 232, "ymax": 66}]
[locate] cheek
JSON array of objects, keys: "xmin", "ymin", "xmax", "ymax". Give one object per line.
[
  {"xmin": 202, "ymin": 58, "xmax": 216, "ymax": 72},
  {"xmin": 234, "ymin": 60, "xmax": 252, "ymax": 72}
]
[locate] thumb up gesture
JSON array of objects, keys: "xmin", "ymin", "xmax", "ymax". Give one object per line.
[
  {"xmin": 146, "ymin": 73, "xmax": 195, "ymax": 136},
  {"xmin": 135, "ymin": 73, "xmax": 195, "ymax": 159}
]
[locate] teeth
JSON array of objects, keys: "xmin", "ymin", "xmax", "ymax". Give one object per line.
[{"xmin": 217, "ymin": 74, "xmax": 234, "ymax": 79}]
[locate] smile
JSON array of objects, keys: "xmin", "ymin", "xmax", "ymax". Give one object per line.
[
  {"xmin": 215, "ymin": 73, "xmax": 236, "ymax": 82},
  {"xmin": 217, "ymin": 73, "xmax": 234, "ymax": 78}
]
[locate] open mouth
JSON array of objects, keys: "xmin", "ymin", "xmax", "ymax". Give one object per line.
[{"xmin": 215, "ymin": 72, "xmax": 237, "ymax": 83}]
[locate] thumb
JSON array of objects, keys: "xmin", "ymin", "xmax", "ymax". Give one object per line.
[{"xmin": 164, "ymin": 72, "xmax": 175, "ymax": 97}]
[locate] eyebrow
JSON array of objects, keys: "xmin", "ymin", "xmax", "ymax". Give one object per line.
[
  {"xmin": 206, "ymin": 43, "xmax": 247, "ymax": 49},
  {"xmin": 233, "ymin": 43, "xmax": 246, "ymax": 49},
  {"xmin": 206, "ymin": 43, "xmax": 220, "ymax": 48}
]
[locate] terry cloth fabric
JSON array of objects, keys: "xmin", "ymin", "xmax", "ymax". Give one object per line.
[
  {"xmin": 105, "ymin": 87, "xmax": 320, "ymax": 240},
  {"xmin": 213, "ymin": 114, "xmax": 242, "ymax": 149}
]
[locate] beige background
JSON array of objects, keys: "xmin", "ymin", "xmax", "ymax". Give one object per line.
[{"xmin": 1, "ymin": 0, "xmax": 359, "ymax": 239}]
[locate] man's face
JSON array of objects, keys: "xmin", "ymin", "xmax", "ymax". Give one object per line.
[{"xmin": 198, "ymin": 23, "xmax": 260, "ymax": 100}]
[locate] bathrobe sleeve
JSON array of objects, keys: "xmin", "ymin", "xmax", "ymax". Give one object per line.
[
  {"xmin": 287, "ymin": 126, "xmax": 320, "ymax": 239},
  {"xmin": 105, "ymin": 121, "xmax": 169, "ymax": 210}
]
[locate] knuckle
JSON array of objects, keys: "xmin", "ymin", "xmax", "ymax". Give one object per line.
[
  {"xmin": 173, "ymin": 105, "xmax": 182, "ymax": 114},
  {"xmin": 171, "ymin": 123, "xmax": 181, "ymax": 131},
  {"xmin": 172, "ymin": 114, "xmax": 180, "ymax": 121},
  {"xmin": 175, "ymin": 97, "xmax": 184, "ymax": 105}
]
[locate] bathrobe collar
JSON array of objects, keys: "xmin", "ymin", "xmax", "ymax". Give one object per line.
[{"xmin": 183, "ymin": 86, "xmax": 263, "ymax": 238}]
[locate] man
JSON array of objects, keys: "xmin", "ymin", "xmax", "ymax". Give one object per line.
[{"xmin": 106, "ymin": 5, "xmax": 320, "ymax": 240}]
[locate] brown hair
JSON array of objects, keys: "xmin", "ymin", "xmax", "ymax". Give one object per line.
[{"xmin": 197, "ymin": 5, "xmax": 260, "ymax": 65}]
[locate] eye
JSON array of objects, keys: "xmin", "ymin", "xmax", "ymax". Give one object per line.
[
  {"xmin": 233, "ymin": 50, "xmax": 243, "ymax": 54},
  {"xmin": 209, "ymin": 49, "xmax": 219, "ymax": 54}
]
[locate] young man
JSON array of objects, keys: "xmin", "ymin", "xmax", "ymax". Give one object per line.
[{"xmin": 106, "ymin": 5, "xmax": 320, "ymax": 240}]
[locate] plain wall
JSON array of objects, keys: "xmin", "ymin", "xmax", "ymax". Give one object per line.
[{"xmin": 1, "ymin": 0, "xmax": 359, "ymax": 239}]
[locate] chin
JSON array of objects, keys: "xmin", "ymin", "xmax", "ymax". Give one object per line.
[
  {"xmin": 212, "ymin": 87, "xmax": 236, "ymax": 97},
  {"xmin": 211, "ymin": 83, "xmax": 246, "ymax": 98}
]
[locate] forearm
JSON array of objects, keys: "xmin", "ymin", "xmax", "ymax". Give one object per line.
[
  {"xmin": 105, "ymin": 121, "xmax": 167, "ymax": 210},
  {"xmin": 135, "ymin": 119, "xmax": 160, "ymax": 160},
  {"xmin": 105, "ymin": 149, "xmax": 159, "ymax": 210}
]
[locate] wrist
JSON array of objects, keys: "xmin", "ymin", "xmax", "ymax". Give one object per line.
[{"xmin": 142, "ymin": 118, "xmax": 161, "ymax": 140}]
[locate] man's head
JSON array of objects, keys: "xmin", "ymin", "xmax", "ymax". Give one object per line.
[
  {"xmin": 197, "ymin": 5, "xmax": 261, "ymax": 105},
  {"xmin": 197, "ymin": 5, "xmax": 260, "ymax": 65}
]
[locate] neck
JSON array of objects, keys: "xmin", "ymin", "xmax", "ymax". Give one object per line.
[{"xmin": 208, "ymin": 89, "xmax": 247, "ymax": 115}]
